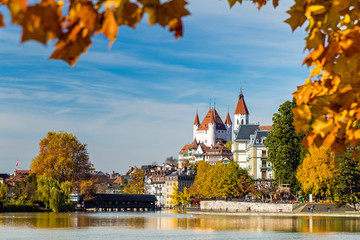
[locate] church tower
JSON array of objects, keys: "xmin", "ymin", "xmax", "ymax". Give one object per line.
[{"xmin": 233, "ymin": 88, "xmax": 249, "ymax": 139}]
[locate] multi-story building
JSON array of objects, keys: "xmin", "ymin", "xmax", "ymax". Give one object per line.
[
  {"xmin": 179, "ymin": 139, "xmax": 232, "ymax": 166},
  {"xmin": 231, "ymin": 90, "xmax": 274, "ymax": 180},
  {"xmin": 145, "ymin": 170, "xmax": 174, "ymax": 207},
  {"xmin": 164, "ymin": 171, "xmax": 195, "ymax": 207},
  {"xmin": 233, "ymin": 125, "xmax": 273, "ymax": 180}
]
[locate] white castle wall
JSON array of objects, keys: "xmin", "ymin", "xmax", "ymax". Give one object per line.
[{"xmin": 201, "ymin": 200, "xmax": 294, "ymax": 213}]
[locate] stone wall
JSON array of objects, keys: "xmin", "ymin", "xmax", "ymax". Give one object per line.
[{"xmin": 200, "ymin": 200, "xmax": 294, "ymax": 213}]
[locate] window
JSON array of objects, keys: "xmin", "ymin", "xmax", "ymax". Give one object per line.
[
  {"xmin": 262, "ymin": 160, "xmax": 266, "ymax": 168},
  {"xmin": 256, "ymin": 139, "xmax": 259, "ymax": 144}
]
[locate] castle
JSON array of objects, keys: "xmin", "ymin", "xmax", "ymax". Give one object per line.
[
  {"xmin": 192, "ymin": 89, "xmax": 249, "ymax": 147},
  {"xmin": 179, "ymin": 89, "xmax": 274, "ymax": 180}
]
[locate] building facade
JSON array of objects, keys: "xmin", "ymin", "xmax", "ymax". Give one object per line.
[
  {"xmin": 231, "ymin": 91, "xmax": 274, "ymax": 180},
  {"xmin": 164, "ymin": 172, "xmax": 194, "ymax": 207}
]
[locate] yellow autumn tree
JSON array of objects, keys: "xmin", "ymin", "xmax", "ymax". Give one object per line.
[
  {"xmin": 297, "ymin": 144, "xmax": 338, "ymax": 199},
  {"xmin": 31, "ymin": 131, "xmax": 91, "ymax": 189},
  {"xmin": 124, "ymin": 168, "xmax": 145, "ymax": 194}
]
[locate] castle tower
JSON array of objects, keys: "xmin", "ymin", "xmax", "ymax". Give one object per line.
[
  {"xmin": 194, "ymin": 108, "xmax": 227, "ymax": 147},
  {"xmin": 193, "ymin": 112, "xmax": 200, "ymax": 140},
  {"xmin": 233, "ymin": 88, "xmax": 249, "ymax": 138},
  {"xmin": 225, "ymin": 112, "xmax": 232, "ymax": 142}
]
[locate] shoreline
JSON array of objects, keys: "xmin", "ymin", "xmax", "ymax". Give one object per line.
[{"xmin": 187, "ymin": 210, "xmax": 360, "ymax": 218}]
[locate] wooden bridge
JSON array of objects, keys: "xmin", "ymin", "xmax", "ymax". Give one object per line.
[{"xmin": 84, "ymin": 194, "xmax": 157, "ymax": 212}]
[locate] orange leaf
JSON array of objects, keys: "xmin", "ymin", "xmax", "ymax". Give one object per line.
[
  {"xmin": 21, "ymin": 0, "xmax": 62, "ymax": 44},
  {"xmin": 168, "ymin": 18, "xmax": 182, "ymax": 39},
  {"xmin": 272, "ymin": 0, "xmax": 278, "ymax": 8},
  {"xmin": 227, "ymin": 0, "xmax": 242, "ymax": 8},
  {"xmin": 252, "ymin": 0, "xmax": 267, "ymax": 9},
  {"xmin": 7, "ymin": 0, "xmax": 28, "ymax": 25},
  {"xmin": 50, "ymin": 26, "xmax": 92, "ymax": 66},
  {"xmin": 158, "ymin": 0, "xmax": 190, "ymax": 27},
  {"xmin": 116, "ymin": 1, "xmax": 143, "ymax": 28},
  {"xmin": 99, "ymin": 8, "xmax": 117, "ymax": 47},
  {"xmin": 0, "ymin": 12, "xmax": 5, "ymax": 27},
  {"xmin": 75, "ymin": 2, "xmax": 99, "ymax": 35}
]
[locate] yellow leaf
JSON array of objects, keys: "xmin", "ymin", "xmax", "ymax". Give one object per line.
[
  {"xmin": 343, "ymin": 14, "xmax": 350, "ymax": 24},
  {"xmin": 292, "ymin": 103, "xmax": 311, "ymax": 133},
  {"xmin": 306, "ymin": 5, "xmax": 326, "ymax": 18}
]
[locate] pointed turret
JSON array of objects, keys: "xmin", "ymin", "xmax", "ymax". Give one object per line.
[
  {"xmin": 193, "ymin": 113, "xmax": 200, "ymax": 125},
  {"xmin": 225, "ymin": 112, "xmax": 232, "ymax": 124}
]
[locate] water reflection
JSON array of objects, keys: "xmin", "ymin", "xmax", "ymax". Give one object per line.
[{"xmin": 1, "ymin": 211, "xmax": 360, "ymax": 233}]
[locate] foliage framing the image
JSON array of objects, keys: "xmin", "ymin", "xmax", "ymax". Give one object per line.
[{"xmin": 2, "ymin": 0, "xmax": 360, "ymax": 151}]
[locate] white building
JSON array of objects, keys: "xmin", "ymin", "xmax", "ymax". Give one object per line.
[
  {"xmin": 231, "ymin": 90, "xmax": 274, "ymax": 180},
  {"xmin": 193, "ymin": 109, "xmax": 232, "ymax": 147}
]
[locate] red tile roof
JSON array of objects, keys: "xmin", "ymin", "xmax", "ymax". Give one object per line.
[
  {"xmin": 260, "ymin": 125, "xmax": 273, "ymax": 131},
  {"xmin": 234, "ymin": 93, "xmax": 249, "ymax": 115},
  {"xmin": 225, "ymin": 112, "xmax": 232, "ymax": 124},
  {"xmin": 193, "ymin": 113, "xmax": 200, "ymax": 125},
  {"xmin": 197, "ymin": 109, "xmax": 226, "ymax": 131},
  {"xmin": 179, "ymin": 139, "xmax": 199, "ymax": 154}
]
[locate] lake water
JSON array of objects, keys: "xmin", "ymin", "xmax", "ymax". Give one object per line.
[{"xmin": 1, "ymin": 211, "xmax": 360, "ymax": 239}]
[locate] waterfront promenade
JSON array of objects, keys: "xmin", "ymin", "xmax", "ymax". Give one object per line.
[
  {"xmin": 187, "ymin": 210, "xmax": 360, "ymax": 218},
  {"xmin": 190, "ymin": 202, "xmax": 359, "ymax": 218}
]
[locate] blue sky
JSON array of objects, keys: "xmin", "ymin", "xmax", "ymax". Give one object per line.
[{"xmin": 0, "ymin": 0, "xmax": 308, "ymax": 174}]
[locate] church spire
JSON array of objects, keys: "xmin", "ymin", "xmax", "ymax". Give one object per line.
[{"xmin": 234, "ymin": 91, "xmax": 249, "ymax": 115}]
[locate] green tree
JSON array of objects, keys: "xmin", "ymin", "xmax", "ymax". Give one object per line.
[
  {"xmin": 335, "ymin": 149, "xmax": 360, "ymax": 211},
  {"xmin": 37, "ymin": 175, "xmax": 73, "ymax": 212},
  {"xmin": 12, "ymin": 174, "xmax": 38, "ymax": 202},
  {"xmin": 0, "ymin": 183, "xmax": 8, "ymax": 201},
  {"xmin": 265, "ymin": 99, "xmax": 305, "ymax": 192},
  {"xmin": 31, "ymin": 131, "xmax": 91, "ymax": 189},
  {"xmin": 124, "ymin": 168, "xmax": 145, "ymax": 194}
]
